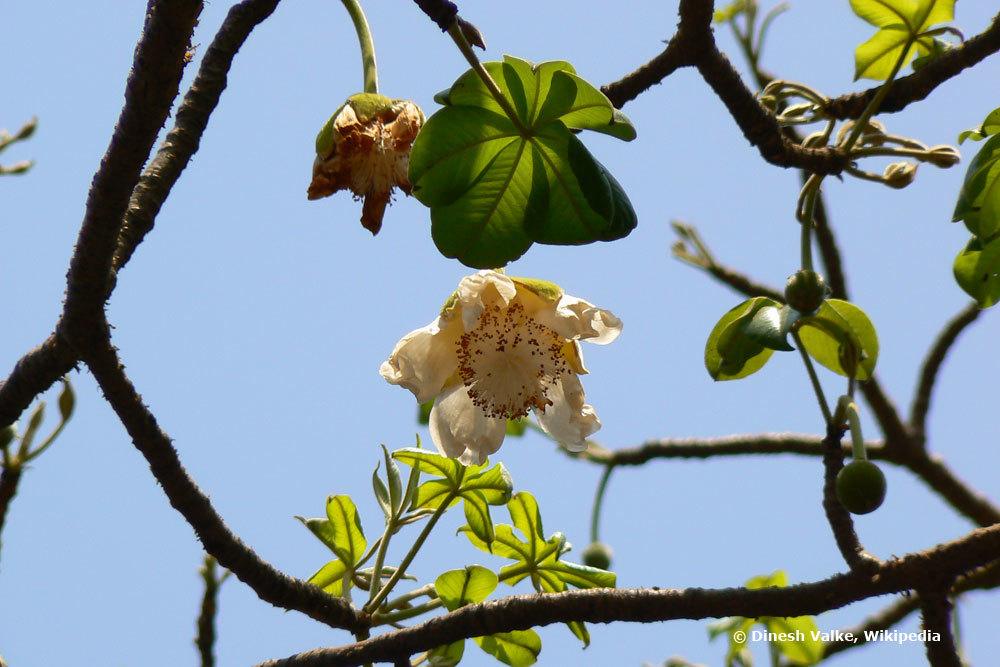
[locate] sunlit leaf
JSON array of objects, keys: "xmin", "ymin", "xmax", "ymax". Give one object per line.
[
  {"xmin": 705, "ymin": 297, "xmax": 782, "ymax": 380},
  {"xmin": 953, "ymin": 133, "xmax": 1000, "ymax": 239},
  {"xmin": 474, "ymin": 630, "xmax": 542, "ymax": 667},
  {"xmin": 435, "ymin": 566, "xmax": 499, "ymax": 611},
  {"xmin": 797, "ymin": 299, "xmax": 879, "ymax": 380},
  {"xmin": 849, "ymin": 0, "xmax": 955, "ymax": 80},
  {"xmin": 954, "ymin": 236, "xmax": 1000, "ymax": 308}
]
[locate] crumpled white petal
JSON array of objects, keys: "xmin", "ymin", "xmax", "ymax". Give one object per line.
[
  {"xmin": 429, "ymin": 383, "xmax": 507, "ymax": 465},
  {"xmin": 455, "ymin": 271, "xmax": 517, "ymax": 331},
  {"xmin": 534, "ymin": 374, "xmax": 601, "ymax": 452},
  {"xmin": 536, "ymin": 295, "xmax": 622, "ymax": 345},
  {"xmin": 379, "ymin": 316, "xmax": 460, "ymax": 404}
]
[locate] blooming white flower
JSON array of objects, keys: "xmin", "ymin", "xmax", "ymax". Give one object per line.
[{"xmin": 380, "ymin": 271, "xmax": 621, "ymax": 465}]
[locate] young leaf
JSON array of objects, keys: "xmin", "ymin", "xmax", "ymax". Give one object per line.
[
  {"xmin": 463, "ymin": 490, "xmax": 497, "ymax": 545},
  {"xmin": 953, "ymin": 236, "xmax": 1000, "ymax": 308},
  {"xmin": 409, "ymin": 55, "xmax": 637, "ymax": 268},
  {"xmin": 381, "ymin": 444, "xmax": 403, "ymax": 514},
  {"xmin": 958, "ymin": 107, "xmax": 1000, "ymax": 144},
  {"xmin": 705, "ymin": 297, "xmax": 782, "ymax": 380},
  {"xmin": 474, "ymin": 630, "xmax": 542, "ymax": 667},
  {"xmin": 324, "ymin": 495, "xmax": 367, "ymax": 565},
  {"xmin": 394, "ymin": 448, "xmax": 463, "ymax": 482},
  {"xmin": 765, "ymin": 616, "xmax": 823, "ymax": 665},
  {"xmin": 435, "ymin": 565, "xmax": 499, "ymax": 611},
  {"xmin": 797, "ymin": 299, "xmax": 879, "ymax": 380},
  {"xmin": 953, "ymin": 133, "xmax": 1000, "ymax": 239},
  {"xmin": 372, "ymin": 463, "xmax": 392, "ymax": 520},
  {"xmin": 306, "ymin": 558, "xmax": 349, "ymax": 596},
  {"xmin": 849, "ymin": 0, "xmax": 956, "ymax": 80},
  {"xmin": 428, "ymin": 640, "xmax": 465, "ymax": 667}
]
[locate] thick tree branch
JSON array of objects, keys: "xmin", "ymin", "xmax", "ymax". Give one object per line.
[
  {"xmin": 83, "ymin": 334, "xmax": 364, "ymax": 631},
  {"xmin": 825, "ymin": 12, "xmax": 1000, "ymax": 120},
  {"xmin": 910, "ymin": 302, "xmax": 982, "ymax": 442},
  {"xmin": 255, "ymin": 519, "xmax": 1000, "ymax": 667}
]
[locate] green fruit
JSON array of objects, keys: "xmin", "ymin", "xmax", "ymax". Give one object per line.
[
  {"xmin": 784, "ymin": 270, "xmax": 828, "ymax": 314},
  {"xmin": 581, "ymin": 542, "xmax": 613, "ymax": 570},
  {"xmin": 836, "ymin": 460, "xmax": 887, "ymax": 515}
]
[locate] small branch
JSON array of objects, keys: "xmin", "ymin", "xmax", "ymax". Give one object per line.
[
  {"xmin": 196, "ymin": 555, "xmax": 229, "ymax": 667},
  {"xmin": 820, "ymin": 425, "xmax": 880, "ymax": 573},
  {"xmin": 112, "ymin": 0, "xmax": 282, "ymax": 281},
  {"xmin": 825, "ymin": 13, "xmax": 1000, "ymax": 120},
  {"xmin": 83, "ymin": 336, "xmax": 363, "ymax": 632},
  {"xmin": 0, "ymin": 464, "xmax": 23, "ymax": 563},
  {"xmin": 601, "ymin": 36, "xmax": 690, "ymax": 108},
  {"xmin": 59, "ymin": 0, "xmax": 204, "ymax": 351},
  {"xmin": 671, "ymin": 223, "xmax": 783, "ymax": 301},
  {"xmin": 910, "ymin": 303, "xmax": 981, "ymax": 442},
  {"xmin": 0, "ymin": 335, "xmax": 77, "ymax": 430},
  {"xmin": 409, "ymin": 0, "xmax": 457, "ymax": 32},
  {"xmin": 905, "ymin": 452, "xmax": 1000, "ymax": 527},
  {"xmin": 576, "ymin": 433, "xmax": 892, "ymax": 467},
  {"xmin": 919, "ymin": 587, "xmax": 962, "ymax": 667}
]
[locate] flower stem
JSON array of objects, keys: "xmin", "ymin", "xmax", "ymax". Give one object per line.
[
  {"xmin": 364, "ymin": 488, "xmax": 459, "ymax": 613},
  {"xmin": 445, "ymin": 22, "xmax": 528, "ymax": 134},
  {"xmin": 793, "ymin": 330, "xmax": 832, "ymax": 424},
  {"xmin": 339, "ymin": 0, "xmax": 378, "ymax": 94},
  {"xmin": 590, "ymin": 465, "xmax": 615, "ymax": 543}
]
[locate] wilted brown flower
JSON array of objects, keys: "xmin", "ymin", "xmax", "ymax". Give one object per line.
[{"xmin": 307, "ymin": 93, "xmax": 423, "ymax": 234}]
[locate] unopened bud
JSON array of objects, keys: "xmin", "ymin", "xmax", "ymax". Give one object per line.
[
  {"xmin": 925, "ymin": 145, "xmax": 961, "ymax": 168},
  {"xmin": 883, "ymin": 162, "xmax": 917, "ymax": 189}
]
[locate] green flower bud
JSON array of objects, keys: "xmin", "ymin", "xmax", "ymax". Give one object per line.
[
  {"xmin": 581, "ymin": 542, "xmax": 613, "ymax": 570},
  {"xmin": 836, "ymin": 460, "xmax": 887, "ymax": 515},
  {"xmin": 882, "ymin": 162, "xmax": 917, "ymax": 189},
  {"xmin": 784, "ymin": 270, "xmax": 828, "ymax": 314},
  {"xmin": 925, "ymin": 145, "xmax": 961, "ymax": 169}
]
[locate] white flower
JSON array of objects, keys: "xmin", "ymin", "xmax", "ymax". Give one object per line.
[{"xmin": 380, "ymin": 271, "xmax": 621, "ymax": 465}]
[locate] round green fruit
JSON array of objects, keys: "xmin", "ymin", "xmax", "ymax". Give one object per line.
[
  {"xmin": 836, "ymin": 460, "xmax": 887, "ymax": 515},
  {"xmin": 784, "ymin": 270, "xmax": 828, "ymax": 314},
  {"xmin": 581, "ymin": 542, "xmax": 613, "ymax": 570}
]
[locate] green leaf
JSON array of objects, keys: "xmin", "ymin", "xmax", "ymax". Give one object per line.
[
  {"xmin": 324, "ymin": 495, "xmax": 367, "ymax": 565},
  {"xmin": 463, "ymin": 463, "xmax": 514, "ymax": 505},
  {"xmin": 372, "ymin": 464, "xmax": 392, "ymax": 520},
  {"xmin": 959, "ymin": 107, "xmax": 1000, "ymax": 144},
  {"xmin": 474, "ymin": 630, "xmax": 542, "ymax": 667},
  {"xmin": 428, "ymin": 640, "xmax": 465, "ymax": 667},
  {"xmin": 714, "ymin": 1, "xmax": 749, "ymax": 23},
  {"xmin": 797, "ymin": 299, "xmax": 879, "ymax": 380},
  {"xmin": 410, "ymin": 55, "xmax": 637, "ymax": 268},
  {"xmin": 744, "ymin": 305, "xmax": 795, "ymax": 351},
  {"xmin": 953, "ymin": 133, "xmax": 1000, "ymax": 239},
  {"xmin": 380, "ymin": 444, "xmax": 403, "ymax": 515},
  {"xmin": 394, "ymin": 448, "xmax": 463, "ymax": 482},
  {"xmin": 507, "ymin": 492, "xmax": 544, "ymax": 543},
  {"xmin": 849, "ymin": 0, "xmax": 955, "ymax": 80},
  {"xmin": 306, "ymin": 558, "xmax": 349, "ymax": 596},
  {"xmin": 765, "ymin": 616, "xmax": 823, "ymax": 665},
  {"xmin": 463, "ymin": 491, "xmax": 497, "ymax": 545},
  {"xmin": 746, "ymin": 570, "xmax": 788, "ymax": 589},
  {"xmin": 418, "ymin": 400, "xmax": 434, "ymax": 424},
  {"xmin": 435, "ymin": 566, "xmax": 499, "ymax": 611},
  {"xmin": 954, "ymin": 236, "xmax": 1000, "ymax": 308},
  {"xmin": 505, "ymin": 419, "xmax": 528, "ymax": 436},
  {"xmin": 705, "ymin": 297, "xmax": 782, "ymax": 380}
]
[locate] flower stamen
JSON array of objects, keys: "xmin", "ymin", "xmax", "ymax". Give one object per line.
[{"xmin": 457, "ymin": 302, "xmax": 568, "ymax": 419}]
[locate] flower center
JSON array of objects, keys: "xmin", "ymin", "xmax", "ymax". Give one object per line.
[{"xmin": 457, "ymin": 301, "xmax": 568, "ymax": 420}]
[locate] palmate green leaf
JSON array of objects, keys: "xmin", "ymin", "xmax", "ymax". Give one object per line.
[
  {"xmin": 394, "ymin": 447, "xmax": 463, "ymax": 482},
  {"xmin": 410, "ymin": 55, "xmax": 637, "ymax": 268},
  {"xmin": 464, "ymin": 491, "xmax": 496, "ymax": 544},
  {"xmin": 705, "ymin": 297, "xmax": 783, "ymax": 381},
  {"xmin": 849, "ymin": 0, "xmax": 955, "ymax": 80},
  {"xmin": 460, "ymin": 492, "xmax": 614, "ymax": 648},
  {"xmin": 435, "ymin": 565, "xmax": 499, "ymax": 611},
  {"xmin": 475, "ymin": 630, "xmax": 542, "ymax": 667},
  {"xmin": 954, "ymin": 236, "xmax": 1000, "ymax": 308},
  {"xmin": 797, "ymin": 299, "xmax": 879, "ymax": 380},
  {"xmin": 953, "ymin": 133, "xmax": 1000, "ymax": 239}
]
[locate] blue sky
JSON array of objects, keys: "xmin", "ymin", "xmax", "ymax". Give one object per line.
[{"xmin": 1, "ymin": 1, "xmax": 998, "ymax": 666}]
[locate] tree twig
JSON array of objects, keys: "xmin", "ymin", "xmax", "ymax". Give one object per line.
[
  {"xmin": 196, "ymin": 555, "xmax": 228, "ymax": 667},
  {"xmin": 910, "ymin": 303, "xmax": 982, "ymax": 442}
]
